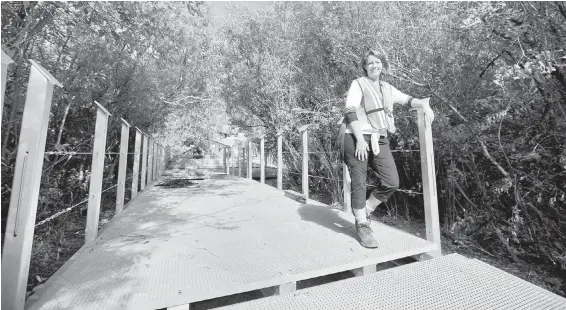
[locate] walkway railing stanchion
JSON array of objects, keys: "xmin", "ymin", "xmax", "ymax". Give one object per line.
[
  {"xmin": 154, "ymin": 144, "xmax": 158, "ymax": 180},
  {"xmin": 260, "ymin": 137, "xmax": 265, "ymax": 184},
  {"xmin": 155, "ymin": 143, "xmax": 160, "ymax": 180},
  {"xmin": 238, "ymin": 144, "xmax": 242, "ymax": 177},
  {"xmin": 416, "ymin": 108, "xmax": 442, "ymax": 258},
  {"xmin": 224, "ymin": 147, "xmax": 228, "ymax": 174},
  {"xmin": 131, "ymin": 127, "xmax": 142, "ymax": 199},
  {"xmin": 299, "ymin": 125, "xmax": 309, "ymax": 201},
  {"xmin": 165, "ymin": 145, "xmax": 170, "ymax": 171},
  {"xmin": 1, "ymin": 60, "xmax": 62, "ymax": 310},
  {"xmin": 1, "ymin": 48, "xmax": 14, "ymax": 120},
  {"xmin": 147, "ymin": 138, "xmax": 154, "ymax": 183},
  {"xmin": 151, "ymin": 141, "xmax": 156, "ymax": 181},
  {"xmin": 277, "ymin": 133, "xmax": 282, "ymax": 190},
  {"xmin": 164, "ymin": 146, "xmax": 167, "ymax": 175},
  {"xmin": 242, "ymin": 146, "xmax": 246, "ymax": 178},
  {"xmin": 116, "ymin": 118, "xmax": 131, "ymax": 213},
  {"xmin": 85, "ymin": 101, "xmax": 111, "ymax": 243},
  {"xmin": 230, "ymin": 146, "xmax": 234, "ymax": 175},
  {"xmin": 247, "ymin": 140, "xmax": 253, "ymax": 179},
  {"xmin": 151, "ymin": 139, "xmax": 155, "ymax": 181},
  {"xmin": 141, "ymin": 133, "xmax": 149, "ymax": 190},
  {"xmin": 155, "ymin": 144, "xmax": 160, "ymax": 180},
  {"xmin": 160, "ymin": 145, "xmax": 164, "ymax": 177},
  {"xmin": 156, "ymin": 144, "xmax": 161, "ymax": 179}
]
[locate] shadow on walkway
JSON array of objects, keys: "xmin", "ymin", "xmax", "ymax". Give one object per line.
[{"xmin": 297, "ymin": 203, "xmax": 357, "ymax": 241}]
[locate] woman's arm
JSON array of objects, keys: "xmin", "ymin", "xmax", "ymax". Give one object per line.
[
  {"xmin": 390, "ymin": 84, "xmax": 435, "ymax": 123},
  {"xmin": 344, "ymin": 80, "xmax": 369, "ymax": 161},
  {"xmin": 409, "ymin": 97, "xmax": 435, "ymax": 123}
]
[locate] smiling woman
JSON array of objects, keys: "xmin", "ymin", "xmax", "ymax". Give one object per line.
[{"xmin": 337, "ymin": 50, "xmax": 435, "ymax": 248}]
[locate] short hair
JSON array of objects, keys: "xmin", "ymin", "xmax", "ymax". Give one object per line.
[{"xmin": 361, "ymin": 50, "xmax": 390, "ymax": 76}]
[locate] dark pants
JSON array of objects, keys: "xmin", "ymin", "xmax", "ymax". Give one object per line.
[{"xmin": 343, "ymin": 133, "xmax": 399, "ymax": 210}]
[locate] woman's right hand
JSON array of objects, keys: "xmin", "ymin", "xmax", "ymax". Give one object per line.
[{"xmin": 355, "ymin": 139, "xmax": 369, "ymax": 161}]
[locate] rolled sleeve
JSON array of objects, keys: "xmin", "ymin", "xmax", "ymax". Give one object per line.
[
  {"xmin": 345, "ymin": 112, "xmax": 358, "ymax": 123},
  {"xmin": 345, "ymin": 80, "xmax": 363, "ymax": 112}
]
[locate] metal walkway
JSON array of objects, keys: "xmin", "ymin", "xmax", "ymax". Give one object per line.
[
  {"xmin": 220, "ymin": 253, "xmax": 566, "ymax": 310},
  {"xmin": 25, "ymin": 173, "xmax": 437, "ymax": 310}
]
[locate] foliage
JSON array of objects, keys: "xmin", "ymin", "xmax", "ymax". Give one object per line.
[
  {"xmin": 1, "ymin": 0, "xmax": 565, "ymax": 297},
  {"xmin": 214, "ymin": 1, "xmax": 566, "ymax": 293},
  {"xmin": 1, "ymin": 0, "xmax": 213, "ymax": 292}
]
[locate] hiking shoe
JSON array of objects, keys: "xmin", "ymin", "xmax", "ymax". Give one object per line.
[{"xmin": 356, "ymin": 221, "xmax": 379, "ymax": 248}]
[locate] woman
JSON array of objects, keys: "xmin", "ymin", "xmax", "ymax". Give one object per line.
[{"xmin": 339, "ymin": 50, "xmax": 435, "ymax": 248}]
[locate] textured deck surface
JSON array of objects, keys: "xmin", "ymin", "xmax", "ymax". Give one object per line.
[
  {"xmin": 26, "ymin": 173, "xmax": 435, "ymax": 310},
  {"xmin": 220, "ymin": 253, "xmax": 566, "ymax": 310}
]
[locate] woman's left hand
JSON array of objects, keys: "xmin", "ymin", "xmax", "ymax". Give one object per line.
[
  {"xmin": 421, "ymin": 98, "xmax": 435, "ymax": 124},
  {"xmin": 424, "ymin": 106, "xmax": 435, "ymax": 124}
]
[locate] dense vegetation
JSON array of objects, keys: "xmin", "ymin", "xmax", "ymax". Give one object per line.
[{"xmin": 2, "ymin": 1, "xmax": 565, "ymax": 297}]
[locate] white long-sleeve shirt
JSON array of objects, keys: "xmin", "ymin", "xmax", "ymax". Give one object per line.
[{"xmin": 344, "ymin": 78, "xmax": 411, "ymax": 135}]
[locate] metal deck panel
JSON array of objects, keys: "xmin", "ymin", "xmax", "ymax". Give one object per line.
[
  {"xmin": 220, "ymin": 254, "xmax": 566, "ymax": 310},
  {"xmin": 26, "ymin": 175, "xmax": 435, "ymax": 310}
]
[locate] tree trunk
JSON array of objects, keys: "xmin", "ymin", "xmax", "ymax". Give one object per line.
[{"xmin": 56, "ymin": 98, "xmax": 72, "ymax": 145}]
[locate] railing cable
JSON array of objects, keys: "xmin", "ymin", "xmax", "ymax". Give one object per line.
[
  {"xmin": 285, "ymin": 171, "xmax": 422, "ymax": 195},
  {"xmin": 35, "ymin": 176, "xmax": 134, "ymax": 227},
  {"xmin": 41, "ymin": 122, "xmax": 122, "ymax": 173}
]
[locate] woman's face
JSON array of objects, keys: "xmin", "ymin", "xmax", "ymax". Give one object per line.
[{"xmin": 365, "ymin": 55, "xmax": 383, "ymax": 79}]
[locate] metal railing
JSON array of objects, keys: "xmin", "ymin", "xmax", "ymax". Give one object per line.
[{"xmin": 1, "ymin": 49, "xmax": 171, "ymax": 310}]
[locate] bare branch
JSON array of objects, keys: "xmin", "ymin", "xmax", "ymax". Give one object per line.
[{"xmin": 479, "ymin": 139, "xmax": 509, "ymax": 177}]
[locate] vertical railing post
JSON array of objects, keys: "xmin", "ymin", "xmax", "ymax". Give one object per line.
[
  {"xmin": 131, "ymin": 127, "xmax": 142, "ymax": 199},
  {"xmin": 156, "ymin": 144, "xmax": 163, "ymax": 180},
  {"xmin": 154, "ymin": 142, "xmax": 158, "ymax": 180},
  {"xmin": 242, "ymin": 146, "xmax": 246, "ymax": 178},
  {"xmin": 115, "ymin": 118, "xmax": 130, "ymax": 214},
  {"xmin": 223, "ymin": 147, "xmax": 228, "ymax": 174},
  {"xmin": 155, "ymin": 143, "xmax": 160, "ymax": 180},
  {"xmin": 150, "ymin": 141, "xmax": 155, "ymax": 181},
  {"xmin": 260, "ymin": 137, "xmax": 265, "ymax": 184},
  {"xmin": 160, "ymin": 146, "xmax": 165, "ymax": 176},
  {"xmin": 300, "ymin": 125, "xmax": 309, "ymax": 201},
  {"xmin": 165, "ymin": 146, "xmax": 170, "ymax": 171},
  {"xmin": 163, "ymin": 146, "xmax": 166, "ymax": 175},
  {"xmin": 85, "ymin": 101, "xmax": 111, "ymax": 243},
  {"xmin": 277, "ymin": 134, "xmax": 282, "ymax": 190},
  {"xmin": 147, "ymin": 138, "xmax": 154, "ymax": 183},
  {"xmin": 140, "ymin": 133, "xmax": 148, "ymax": 190},
  {"xmin": 230, "ymin": 146, "xmax": 234, "ymax": 175},
  {"xmin": 343, "ymin": 164, "xmax": 352, "ymax": 215},
  {"xmin": 247, "ymin": 140, "xmax": 253, "ymax": 179},
  {"xmin": 238, "ymin": 145, "xmax": 242, "ymax": 177},
  {"xmin": 154, "ymin": 143, "xmax": 159, "ymax": 180},
  {"xmin": 1, "ymin": 49, "xmax": 14, "ymax": 120},
  {"xmin": 417, "ymin": 108, "xmax": 441, "ymax": 257},
  {"xmin": 1, "ymin": 60, "xmax": 62, "ymax": 310}
]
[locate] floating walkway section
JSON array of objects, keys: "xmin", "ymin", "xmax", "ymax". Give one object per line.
[
  {"xmin": 219, "ymin": 253, "xmax": 566, "ymax": 310},
  {"xmin": 25, "ymin": 173, "xmax": 437, "ymax": 310}
]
